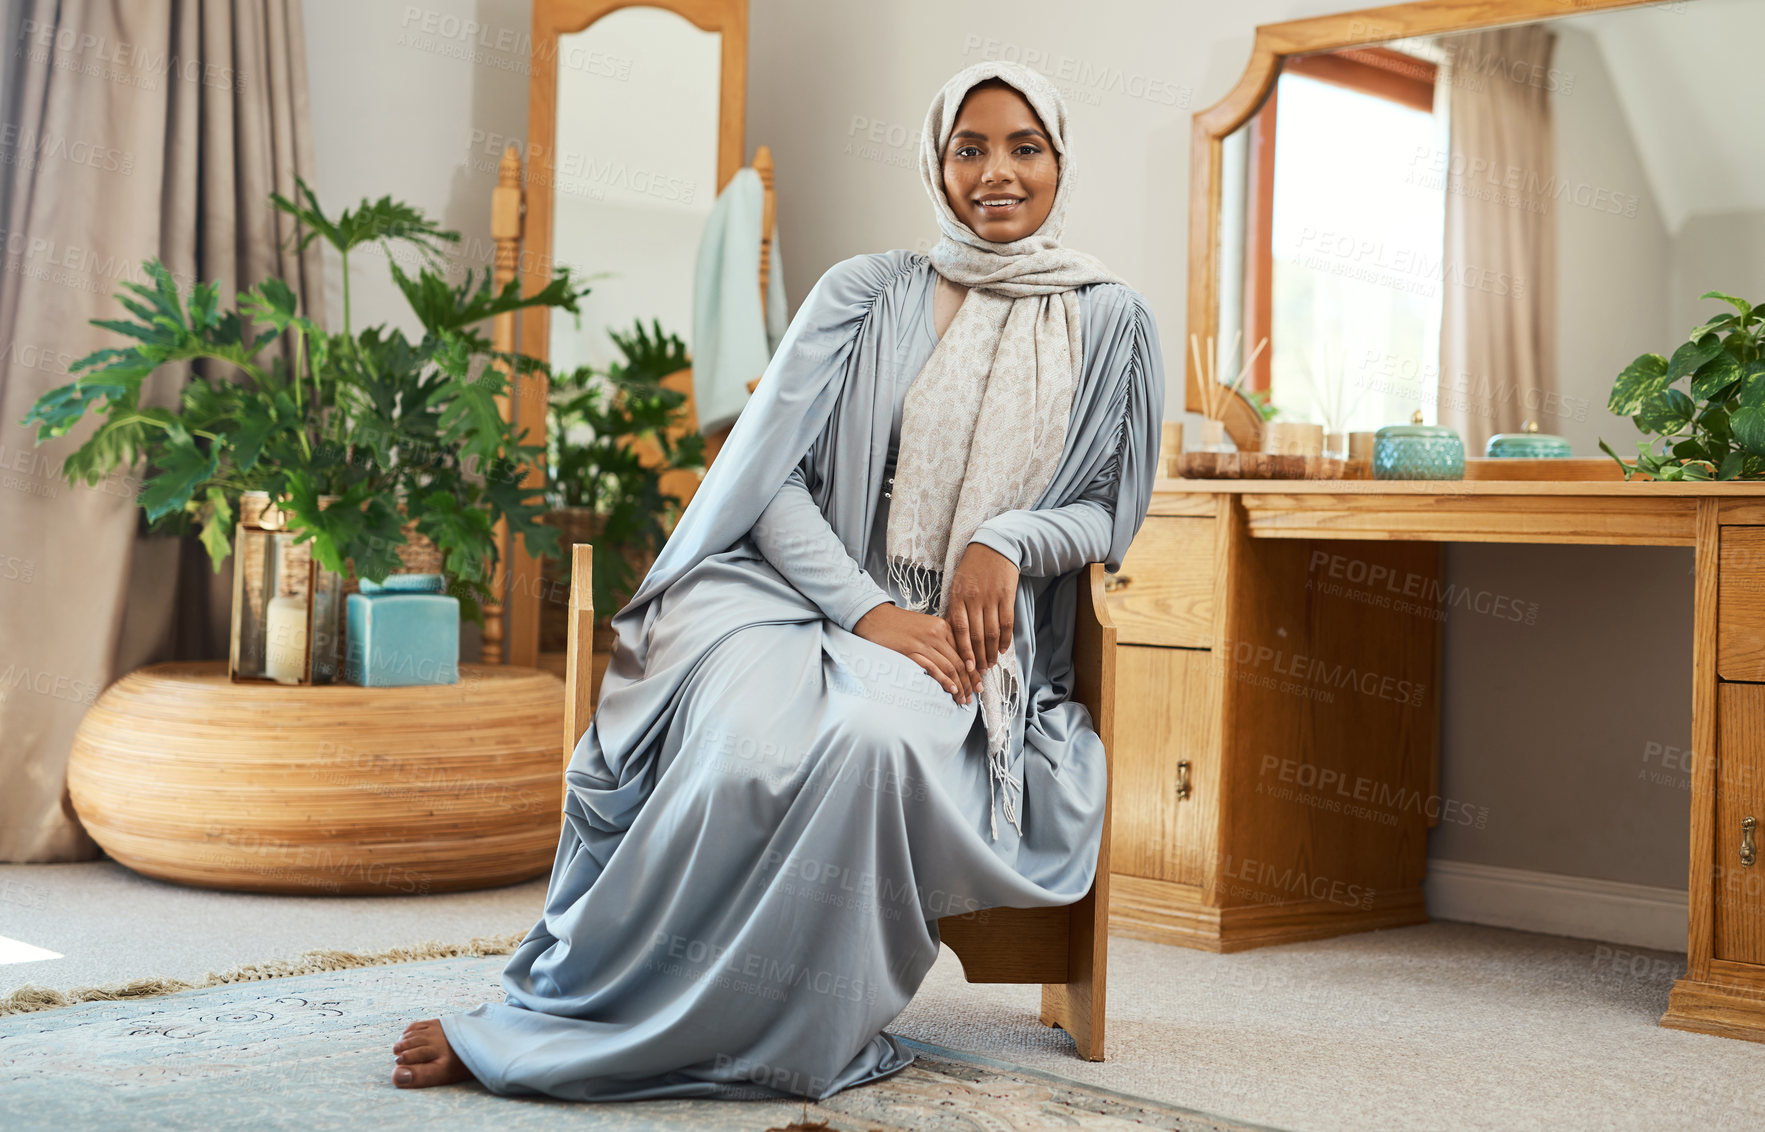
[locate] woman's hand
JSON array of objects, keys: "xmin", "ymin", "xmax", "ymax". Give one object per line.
[
  {"xmin": 947, "ymin": 543, "xmax": 1019, "ymax": 678},
  {"xmin": 853, "ymin": 604, "xmax": 979, "ymax": 704}
]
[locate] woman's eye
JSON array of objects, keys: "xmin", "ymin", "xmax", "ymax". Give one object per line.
[
  {"xmin": 955, "ymin": 145, "xmax": 981, "ymax": 158},
  {"xmin": 1015, "ymin": 144, "xmax": 1042, "ymax": 156}
]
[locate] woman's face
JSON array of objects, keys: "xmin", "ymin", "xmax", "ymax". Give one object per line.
[{"xmin": 941, "ymin": 84, "xmax": 1059, "ymax": 243}]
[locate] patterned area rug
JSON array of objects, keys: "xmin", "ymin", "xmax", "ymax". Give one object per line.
[{"xmin": 0, "ymin": 954, "xmax": 1274, "ymax": 1131}]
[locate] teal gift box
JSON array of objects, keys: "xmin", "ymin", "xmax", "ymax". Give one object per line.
[
  {"xmin": 1486, "ymin": 419, "xmax": 1572, "ymax": 458},
  {"xmin": 345, "ymin": 574, "xmax": 459, "ymax": 686},
  {"xmin": 1374, "ymin": 411, "xmax": 1465, "ymax": 480}
]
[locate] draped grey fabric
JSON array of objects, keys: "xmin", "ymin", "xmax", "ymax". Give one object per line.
[
  {"xmin": 0, "ymin": 0, "xmax": 319, "ymax": 860},
  {"xmin": 439, "ymin": 251, "xmax": 1164, "ymax": 1101}
]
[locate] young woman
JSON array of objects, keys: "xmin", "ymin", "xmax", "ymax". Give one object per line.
[{"xmin": 392, "ymin": 59, "xmax": 1165, "ymax": 1101}]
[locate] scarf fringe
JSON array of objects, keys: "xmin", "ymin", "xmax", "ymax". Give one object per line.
[
  {"xmin": 888, "ymin": 556, "xmax": 943, "ymax": 616},
  {"xmin": 888, "ymin": 553, "xmax": 1026, "ymax": 841},
  {"xmin": 985, "ymin": 656, "xmax": 1026, "ymax": 841}
]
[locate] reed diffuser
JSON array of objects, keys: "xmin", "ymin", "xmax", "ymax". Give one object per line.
[
  {"xmin": 1188, "ymin": 330, "xmax": 1268, "ymax": 452},
  {"xmin": 1297, "ymin": 343, "xmax": 1370, "ymax": 464}
]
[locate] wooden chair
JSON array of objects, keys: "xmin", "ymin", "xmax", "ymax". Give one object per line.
[{"xmin": 559, "ymin": 543, "xmax": 1115, "ymax": 1060}]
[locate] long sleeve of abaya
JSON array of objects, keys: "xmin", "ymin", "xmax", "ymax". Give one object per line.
[
  {"xmin": 751, "ymin": 466, "xmax": 892, "ymax": 631},
  {"xmin": 965, "ymin": 482, "xmax": 1114, "ymax": 579}
]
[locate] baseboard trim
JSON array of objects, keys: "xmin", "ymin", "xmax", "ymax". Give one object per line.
[
  {"xmin": 1110, "ymin": 873, "xmax": 1429, "ymax": 953},
  {"xmin": 1425, "ymin": 858, "xmax": 1687, "ymax": 952}
]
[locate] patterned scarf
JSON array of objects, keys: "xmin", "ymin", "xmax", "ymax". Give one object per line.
[{"xmin": 887, "ymin": 61, "xmax": 1121, "ymax": 839}]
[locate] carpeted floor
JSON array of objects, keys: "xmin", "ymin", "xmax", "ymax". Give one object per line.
[
  {"xmin": 0, "ymin": 860, "xmax": 550, "ymax": 987},
  {"xmin": 1, "ymin": 956, "xmax": 1266, "ymax": 1132},
  {"xmin": 4, "ymin": 859, "xmax": 1764, "ymax": 1130}
]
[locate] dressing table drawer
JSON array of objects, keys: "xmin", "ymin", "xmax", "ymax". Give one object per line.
[
  {"xmin": 1719, "ymin": 527, "xmax": 1765, "ymax": 682},
  {"xmin": 1107, "ymin": 517, "xmax": 1217, "ymax": 648}
]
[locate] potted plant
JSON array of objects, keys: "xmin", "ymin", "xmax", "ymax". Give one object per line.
[
  {"xmin": 21, "ymin": 181, "xmax": 584, "ymax": 626},
  {"xmin": 540, "ymin": 319, "xmax": 704, "ymax": 655},
  {"xmin": 1601, "ymin": 291, "xmax": 1765, "ymax": 481}
]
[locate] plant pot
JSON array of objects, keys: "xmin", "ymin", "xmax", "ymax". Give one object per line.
[
  {"xmin": 341, "ymin": 519, "xmax": 445, "ymax": 596},
  {"xmin": 538, "ymin": 507, "xmax": 652, "ymax": 655}
]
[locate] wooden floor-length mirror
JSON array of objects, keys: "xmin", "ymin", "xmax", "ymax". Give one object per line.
[{"xmin": 484, "ymin": 0, "xmax": 749, "ymax": 668}]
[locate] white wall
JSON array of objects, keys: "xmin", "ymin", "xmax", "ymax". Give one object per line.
[
  {"xmin": 302, "ymin": 0, "xmax": 532, "ymax": 337},
  {"xmin": 1547, "ymin": 25, "xmax": 1670, "ymax": 460},
  {"xmin": 1671, "ymin": 211, "xmax": 1765, "ymax": 338}
]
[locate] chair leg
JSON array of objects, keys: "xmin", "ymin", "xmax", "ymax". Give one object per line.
[{"xmin": 1038, "ymin": 879, "xmax": 1107, "ymax": 1060}]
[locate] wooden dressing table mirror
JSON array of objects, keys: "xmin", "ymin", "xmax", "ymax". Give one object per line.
[{"xmin": 1126, "ymin": 0, "xmax": 1765, "ymax": 1044}]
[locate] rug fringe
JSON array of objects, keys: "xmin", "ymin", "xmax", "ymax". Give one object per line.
[{"xmin": 0, "ymin": 931, "xmax": 527, "ymax": 1018}]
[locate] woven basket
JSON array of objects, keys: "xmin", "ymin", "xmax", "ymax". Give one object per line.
[
  {"xmin": 341, "ymin": 520, "xmax": 446, "ymax": 595},
  {"xmin": 538, "ymin": 507, "xmax": 651, "ymax": 654}
]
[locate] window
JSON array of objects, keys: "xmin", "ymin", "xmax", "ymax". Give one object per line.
[{"xmin": 1244, "ymin": 49, "xmax": 1446, "ymax": 432}]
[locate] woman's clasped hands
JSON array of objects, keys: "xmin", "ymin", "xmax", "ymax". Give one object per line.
[{"xmin": 852, "ymin": 543, "xmax": 1018, "ymax": 705}]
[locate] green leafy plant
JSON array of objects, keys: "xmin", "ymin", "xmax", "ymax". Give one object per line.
[
  {"xmin": 1600, "ymin": 291, "xmax": 1765, "ymax": 482},
  {"xmin": 20, "ymin": 180, "xmax": 587, "ymax": 617},
  {"xmin": 548, "ymin": 319, "xmax": 703, "ymax": 618}
]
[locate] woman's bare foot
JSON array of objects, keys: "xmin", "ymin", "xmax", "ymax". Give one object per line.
[{"xmin": 391, "ymin": 1019, "xmax": 475, "ymax": 1088}]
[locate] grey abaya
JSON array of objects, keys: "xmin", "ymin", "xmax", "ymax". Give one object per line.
[{"xmin": 439, "ymin": 249, "xmax": 1165, "ymax": 1101}]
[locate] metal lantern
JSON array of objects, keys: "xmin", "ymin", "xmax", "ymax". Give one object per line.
[{"xmin": 228, "ymin": 491, "xmax": 343, "ymax": 685}]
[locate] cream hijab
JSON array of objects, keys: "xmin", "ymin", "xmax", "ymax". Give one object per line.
[{"xmin": 887, "ymin": 61, "xmax": 1120, "ymax": 839}]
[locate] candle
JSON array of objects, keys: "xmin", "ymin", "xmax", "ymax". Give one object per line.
[{"xmin": 265, "ymin": 595, "xmax": 309, "ymax": 684}]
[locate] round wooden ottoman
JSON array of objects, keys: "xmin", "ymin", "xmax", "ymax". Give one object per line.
[{"xmin": 68, "ymin": 662, "xmax": 565, "ymax": 895}]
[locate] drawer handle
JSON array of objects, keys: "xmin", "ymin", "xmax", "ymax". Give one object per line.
[
  {"xmin": 1744, "ymin": 816, "xmax": 1757, "ymax": 868},
  {"xmin": 1176, "ymin": 759, "xmax": 1191, "ymax": 801},
  {"xmin": 1104, "ymin": 574, "xmax": 1132, "ymax": 593}
]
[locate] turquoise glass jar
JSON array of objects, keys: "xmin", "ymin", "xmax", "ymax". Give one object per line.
[
  {"xmin": 345, "ymin": 573, "xmax": 460, "ymax": 687},
  {"xmin": 1486, "ymin": 419, "xmax": 1572, "ymax": 458},
  {"xmin": 1374, "ymin": 411, "xmax": 1466, "ymax": 480}
]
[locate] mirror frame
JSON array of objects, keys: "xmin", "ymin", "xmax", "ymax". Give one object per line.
[
  {"xmin": 1186, "ymin": 0, "xmax": 1658, "ymax": 450},
  {"xmin": 500, "ymin": 0, "xmax": 748, "ymax": 666}
]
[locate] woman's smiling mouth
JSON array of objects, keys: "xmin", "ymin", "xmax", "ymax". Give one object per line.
[{"xmin": 976, "ymin": 196, "xmax": 1026, "ymax": 216}]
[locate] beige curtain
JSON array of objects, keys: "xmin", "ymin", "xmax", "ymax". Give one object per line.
[
  {"xmin": 0, "ymin": 0, "xmax": 320, "ymax": 861},
  {"xmin": 1438, "ymin": 25, "xmax": 1558, "ymax": 453}
]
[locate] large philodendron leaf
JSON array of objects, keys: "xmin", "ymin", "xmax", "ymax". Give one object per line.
[
  {"xmin": 138, "ymin": 427, "xmax": 220, "ymax": 521},
  {"xmin": 282, "ymin": 476, "xmax": 404, "ymax": 580},
  {"xmin": 1636, "ymin": 388, "xmax": 1695, "ymax": 436},
  {"xmin": 20, "ymin": 372, "xmax": 136, "ymax": 438},
  {"xmin": 1608, "ymin": 353, "xmax": 1670, "ymax": 416},
  {"xmin": 1732, "ymin": 406, "xmax": 1765, "ymax": 456},
  {"xmin": 1689, "ymin": 313, "xmax": 1741, "ymax": 341},
  {"xmin": 1702, "ymin": 290, "xmax": 1754, "ymax": 319},
  {"xmin": 1736, "ymin": 362, "xmax": 1765, "ymax": 411},
  {"xmin": 197, "ymin": 487, "xmax": 235, "ymax": 569},
  {"xmin": 1691, "ymin": 353, "xmax": 1745, "ymax": 402},
  {"xmin": 271, "ymin": 177, "xmax": 458, "ymax": 261},
  {"xmin": 1667, "ymin": 334, "xmax": 1724, "ymax": 382},
  {"xmin": 392, "ymin": 262, "xmax": 586, "ymax": 339}
]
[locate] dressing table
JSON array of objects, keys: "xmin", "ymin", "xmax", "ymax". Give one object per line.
[
  {"xmin": 1136, "ymin": 0, "xmax": 1765, "ymax": 1045},
  {"xmin": 1104, "ymin": 477, "xmax": 1765, "ymax": 1041}
]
